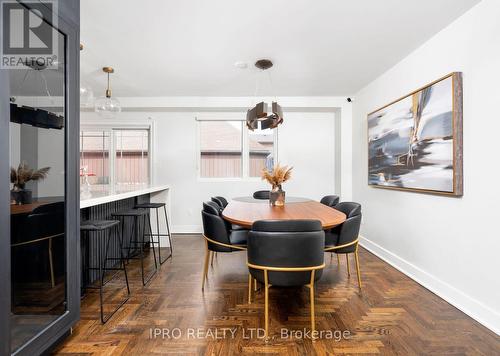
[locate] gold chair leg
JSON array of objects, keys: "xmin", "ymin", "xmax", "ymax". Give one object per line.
[
  {"xmin": 264, "ymin": 270, "xmax": 269, "ymax": 340},
  {"xmin": 355, "ymin": 248, "xmax": 362, "ymax": 289},
  {"xmin": 337, "ymin": 254, "xmax": 340, "ymax": 265},
  {"xmin": 254, "ymin": 278, "xmax": 257, "ymax": 292},
  {"xmin": 201, "ymin": 246, "xmax": 210, "ymax": 291},
  {"xmin": 346, "ymin": 254, "xmax": 350, "ymax": 277},
  {"xmin": 210, "ymin": 251, "xmax": 215, "ymax": 267},
  {"xmin": 208, "ymin": 252, "xmax": 212, "ymax": 279},
  {"xmin": 248, "ymin": 274, "xmax": 252, "ymax": 304},
  {"xmin": 48, "ymin": 238, "xmax": 55, "ymax": 288},
  {"xmin": 309, "ymin": 270, "xmax": 316, "ymax": 340}
]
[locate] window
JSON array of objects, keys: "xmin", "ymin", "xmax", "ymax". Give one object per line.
[
  {"xmin": 199, "ymin": 121, "xmax": 242, "ymax": 178},
  {"xmin": 80, "ymin": 131, "xmax": 111, "ymax": 189},
  {"xmin": 249, "ymin": 127, "xmax": 274, "ymax": 177},
  {"xmin": 80, "ymin": 127, "xmax": 151, "ymax": 189},
  {"xmin": 199, "ymin": 120, "xmax": 276, "ymax": 179},
  {"xmin": 115, "ymin": 130, "xmax": 150, "ymax": 185}
]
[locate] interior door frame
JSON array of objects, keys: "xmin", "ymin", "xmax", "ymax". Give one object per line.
[
  {"xmin": 0, "ymin": 34, "xmax": 11, "ymax": 356},
  {"xmin": 0, "ymin": 1, "xmax": 80, "ymax": 355}
]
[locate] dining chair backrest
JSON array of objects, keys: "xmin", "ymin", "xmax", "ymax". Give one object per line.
[
  {"xmin": 211, "ymin": 196, "xmax": 228, "ymax": 209},
  {"xmin": 32, "ymin": 201, "xmax": 65, "ymax": 215},
  {"xmin": 253, "ymin": 190, "xmax": 270, "ymax": 200},
  {"xmin": 320, "ymin": 195, "xmax": 340, "ymax": 208},
  {"xmin": 247, "ymin": 219, "xmax": 325, "ymax": 286},
  {"xmin": 210, "ymin": 196, "xmax": 234, "ymax": 231},
  {"xmin": 14, "ymin": 211, "xmax": 64, "ymax": 245},
  {"xmin": 201, "ymin": 201, "xmax": 232, "ymax": 252},
  {"xmin": 335, "ymin": 202, "xmax": 361, "ymax": 218},
  {"xmin": 334, "ymin": 202, "xmax": 362, "ymax": 253}
]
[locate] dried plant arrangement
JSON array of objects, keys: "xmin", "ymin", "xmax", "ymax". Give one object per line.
[
  {"xmin": 261, "ymin": 163, "xmax": 293, "ymax": 189},
  {"xmin": 10, "ymin": 161, "xmax": 50, "ymax": 191}
]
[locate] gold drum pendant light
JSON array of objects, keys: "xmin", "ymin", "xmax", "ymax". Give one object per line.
[{"xmin": 246, "ymin": 59, "xmax": 283, "ymax": 131}]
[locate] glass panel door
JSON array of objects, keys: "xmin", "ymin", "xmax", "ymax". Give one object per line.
[{"xmin": 8, "ymin": 11, "xmax": 67, "ymax": 354}]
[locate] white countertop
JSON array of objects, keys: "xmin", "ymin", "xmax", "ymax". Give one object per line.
[{"xmin": 80, "ymin": 184, "xmax": 169, "ymax": 209}]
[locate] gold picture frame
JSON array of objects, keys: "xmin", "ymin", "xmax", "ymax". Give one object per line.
[{"xmin": 367, "ymin": 72, "xmax": 463, "ymax": 196}]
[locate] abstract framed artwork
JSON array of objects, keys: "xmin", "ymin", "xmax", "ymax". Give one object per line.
[{"xmin": 368, "ymin": 72, "xmax": 463, "ymax": 196}]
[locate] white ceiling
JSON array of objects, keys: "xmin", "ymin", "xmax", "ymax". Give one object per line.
[{"xmin": 80, "ymin": 0, "xmax": 480, "ymax": 97}]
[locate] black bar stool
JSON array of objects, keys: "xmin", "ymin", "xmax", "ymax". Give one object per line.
[
  {"xmin": 135, "ymin": 202, "xmax": 173, "ymax": 264},
  {"xmin": 80, "ymin": 220, "xmax": 130, "ymax": 323},
  {"xmin": 112, "ymin": 209, "xmax": 158, "ymax": 286}
]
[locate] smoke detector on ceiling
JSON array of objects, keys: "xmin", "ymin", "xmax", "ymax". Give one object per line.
[{"xmin": 234, "ymin": 61, "xmax": 248, "ymax": 69}]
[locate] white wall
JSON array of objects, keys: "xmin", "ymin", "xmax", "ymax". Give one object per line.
[
  {"xmin": 81, "ymin": 96, "xmax": 353, "ymax": 233},
  {"xmin": 352, "ymin": 0, "xmax": 500, "ymax": 334},
  {"xmin": 37, "ymin": 129, "xmax": 65, "ymax": 197},
  {"xmin": 9, "ymin": 123, "xmax": 20, "ymax": 168},
  {"xmin": 278, "ymin": 112, "xmax": 337, "ymax": 199}
]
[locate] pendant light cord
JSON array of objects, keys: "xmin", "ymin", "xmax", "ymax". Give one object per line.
[
  {"xmin": 106, "ymin": 72, "xmax": 111, "ymax": 98},
  {"xmin": 267, "ymin": 70, "xmax": 278, "ymax": 103},
  {"xmin": 252, "ymin": 69, "xmax": 261, "ymax": 107}
]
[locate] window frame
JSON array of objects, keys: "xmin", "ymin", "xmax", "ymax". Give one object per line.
[
  {"xmin": 196, "ymin": 115, "xmax": 278, "ymax": 181},
  {"xmin": 80, "ymin": 121, "xmax": 154, "ymax": 186}
]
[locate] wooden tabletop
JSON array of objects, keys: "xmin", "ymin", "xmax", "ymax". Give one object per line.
[
  {"xmin": 10, "ymin": 197, "xmax": 63, "ymax": 215},
  {"xmin": 11, "ymin": 201, "xmax": 49, "ymax": 215},
  {"xmin": 222, "ymin": 199, "xmax": 346, "ymax": 229}
]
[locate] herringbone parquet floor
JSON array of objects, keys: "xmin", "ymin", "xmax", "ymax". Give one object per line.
[{"xmin": 53, "ymin": 235, "xmax": 500, "ymax": 355}]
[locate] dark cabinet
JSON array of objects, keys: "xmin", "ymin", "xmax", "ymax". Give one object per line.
[{"xmin": 0, "ymin": 1, "xmax": 80, "ymax": 355}]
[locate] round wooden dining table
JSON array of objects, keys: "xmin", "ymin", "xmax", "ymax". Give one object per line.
[{"xmin": 222, "ymin": 197, "xmax": 346, "ymax": 229}]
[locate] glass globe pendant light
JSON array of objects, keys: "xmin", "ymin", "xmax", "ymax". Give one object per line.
[
  {"xmin": 80, "ymin": 84, "xmax": 94, "ymax": 109},
  {"xmin": 79, "ymin": 44, "xmax": 96, "ymax": 109},
  {"xmin": 95, "ymin": 66, "xmax": 121, "ymax": 119}
]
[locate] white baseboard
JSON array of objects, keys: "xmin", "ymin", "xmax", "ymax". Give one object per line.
[
  {"xmin": 172, "ymin": 225, "xmax": 202, "ymax": 234},
  {"xmin": 359, "ymin": 235, "xmax": 500, "ymax": 336}
]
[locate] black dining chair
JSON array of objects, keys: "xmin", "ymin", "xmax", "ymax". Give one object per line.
[
  {"xmin": 201, "ymin": 201, "xmax": 248, "ymax": 290},
  {"xmin": 210, "ymin": 196, "xmax": 228, "ymax": 266},
  {"xmin": 324, "ymin": 202, "xmax": 362, "ymax": 288},
  {"xmin": 322, "ymin": 196, "xmax": 342, "ymax": 250},
  {"xmin": 11, "ymin": 210, "xmax": 64, "ymax": 289},
  {"xmin": 211, "ymin": 195, "xmax": 246, "ymax": 229},
  {"xmin": 32, "ymin": 201, "xmax": 65, "ymax": 214},
  {"xmin": 253, "ymin": 190, "xmax": 270, "ymax": 200},
  {"xmin": 211, "ymin": 196, "xmax": 228, "ymax": 210},
  {"xmin": 31, "ymin": 201, "xmax": 65, "ymax": 286},
  {"xmin": 247, "ymin": 219, "xmax": 325, "ymax": 339},
  {"xmin": 320, "ymin": 195, "xmax": 340, "ymax": 208},
  {"xmin": 210, "ymin": 196, "xmax": 247, "ymax": 265}
]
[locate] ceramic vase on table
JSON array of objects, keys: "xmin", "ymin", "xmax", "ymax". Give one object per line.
[
  {"xmin": 270, "ymin": 185, "xmax": 285, "ymax": 206},
  {"xmin": 10, "ymin": 189, "xmax": 33, "ymax": 204}
]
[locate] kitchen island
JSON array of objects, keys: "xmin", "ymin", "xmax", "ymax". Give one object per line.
[
  {"xmin": 79, "ymin": 184, "xmax": 171, "ymax": 286},
  {"xmin": 80, "ymin": 184, "xmax": 170, "ymax": 210}
]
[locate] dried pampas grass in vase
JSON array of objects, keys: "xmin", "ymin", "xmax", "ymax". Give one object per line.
[
  {"xmin": 261, "ymin": 164, "xmax": 293, "ymax": 206},
  {"xmin": 10, "ymin": 161, "xmax": 50, "ymax": 204}
]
